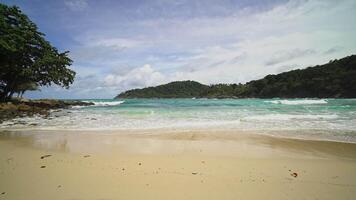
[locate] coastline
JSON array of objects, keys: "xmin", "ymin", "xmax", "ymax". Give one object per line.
[
  {"xmin": 1, "ymin": 130, "xmax": 356, "ymax": 199},
  {"xmin": 0, "ymin": 99, "xmax": 93, "ymax": 123}
]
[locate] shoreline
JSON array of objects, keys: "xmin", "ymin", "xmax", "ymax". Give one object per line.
[
  {"xmin": 0, "ymin": 99, "xmax": 93, "ymax": 123},
  {"xmin": 2, "ymin": 129, "xmax": 356, "ymax": 159},
  {"xmin": 2, "ymin": 128, "xmax": 356, "ymax": 145},
  {"xmin": 1, "ymin": 129, "xmax": 356, "ymax": 199}
]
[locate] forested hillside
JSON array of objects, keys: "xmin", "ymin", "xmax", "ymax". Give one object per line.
[
  {"xmin": 116, "ymin": 81, "xmax": 209, "ymax": 98},
  {"xmin": 116, "ymin": 55, "xmax": 356, "ymax": 98}
]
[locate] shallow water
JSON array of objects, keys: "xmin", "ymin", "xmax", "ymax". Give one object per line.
[{"xmin": 1, "ymin": 98, "xmax": 356, "ymax": 142}]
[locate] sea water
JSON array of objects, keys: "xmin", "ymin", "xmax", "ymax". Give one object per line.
[{"xmin": 1, "ymin": 98, "xmax": 356, "ymax": 142}]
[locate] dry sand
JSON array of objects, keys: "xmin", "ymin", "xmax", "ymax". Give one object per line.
[{"xmin": 1, "ymin": 130, "xmax": 356, "ymax": 200}]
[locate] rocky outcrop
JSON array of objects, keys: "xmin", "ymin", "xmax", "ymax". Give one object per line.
[{"xmin": 0, "ymin": 99, "xmax": 93, "ymax": 123}]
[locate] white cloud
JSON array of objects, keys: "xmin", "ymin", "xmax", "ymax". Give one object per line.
[
  {"xmin": 64, "ymin": 0, "xmax": 88, "ymax": 11},
  {"xmin": 265, "ymin": 48, "xmax": 316, "ymax": 66},
  {"xmin": 32, "ymin": 0, "xmax": 356, "ymax": 98},
  {"xmin": 92, "ymin": 38, "xmax": 142, "ymax": 49},
  {"xmin": 138, "ymin": 0, "xmax": 356, "ymax": 85},
  {"xmin": 104, "ymin": 64, "xmax": 166, "ymax": 91}
]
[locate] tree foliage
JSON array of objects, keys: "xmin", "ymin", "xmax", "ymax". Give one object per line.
[
  {"xmin": 0, "ymin": 3, "xmax": 75, "ymax": 101},
  {"xmin": 14, "ymin": 81, "xmax": 39, "ymax": 98},
  {"xmin": 116, "ymin": 55, "xmax": 356, "ymax": 99}
]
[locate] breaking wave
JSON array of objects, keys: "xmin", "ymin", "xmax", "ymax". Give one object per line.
[
  {"xmin": 72, "ymin": 101, "xmax": 125, "ymax": 108},
  {"xmin": 244, "ymin": 114, "xmax": 338, "ymax": 121},
  {"xmin": 88, "ymin": 101, "xmax": 125, "ymax": 106},
  {"xmin": 266, "ymin": 99, "xmax": 328, "ymax": 105}
]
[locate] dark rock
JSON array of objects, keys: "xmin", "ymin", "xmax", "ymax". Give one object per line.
[
  {"xmin": 40, "ymin": 155, "xmax": 52, "ymax": 159},
  {"xmin": 0, "ymin": 99, "xmax": 94, "ymax": 123}
]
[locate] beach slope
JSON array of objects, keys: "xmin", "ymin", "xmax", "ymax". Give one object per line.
[{"xmin": 1, "ymin": 130, "xmax": 356, "ymax": 200}]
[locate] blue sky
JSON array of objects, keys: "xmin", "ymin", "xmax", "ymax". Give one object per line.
[{"xmin": 2, "ymin": 0, "xmax": 356, "ymax": 99}]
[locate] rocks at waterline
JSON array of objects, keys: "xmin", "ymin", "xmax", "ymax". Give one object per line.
[{"xmin": 0, "ymin": 99, "xmax": 94, "ymax": 123}]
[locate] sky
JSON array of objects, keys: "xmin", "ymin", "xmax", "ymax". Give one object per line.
[{"xmin": 2, "ymin": 0, "xmax": 356, "ymax": 99}]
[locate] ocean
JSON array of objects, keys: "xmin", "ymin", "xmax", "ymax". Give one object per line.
[{"xmin": 1, "ymin": 98, "xmax": 356, "ymax": 142}]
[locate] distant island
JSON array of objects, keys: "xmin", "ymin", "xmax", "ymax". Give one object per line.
[{"xmin": 116, "ymin": 55, "xmax": 356, "ymax": 99}]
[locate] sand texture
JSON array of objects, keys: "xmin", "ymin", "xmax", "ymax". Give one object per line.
[{"xmin": 1, "ymin": 130, "xmax": 356, "ymax": 200}]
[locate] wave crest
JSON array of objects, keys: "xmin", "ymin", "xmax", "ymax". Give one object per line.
[
  {"xmin": 86, "ymin": 101, "xmax": 125, "ymax": 106},
  {"xmin": 266, "ymin": 99, "xmax": 328, "ymax": 105},
  {"xmin": 244, "ymin": 114, "xmax": 338, "ymax": 121},
  {"xmin": 71, "ymin": 101, "xmax": 125, "ymax": 108}
]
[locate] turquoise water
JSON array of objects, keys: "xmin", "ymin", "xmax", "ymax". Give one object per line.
[{"xmin": 1, "ymin": 98, "xmax": 356, "ymax": 142}]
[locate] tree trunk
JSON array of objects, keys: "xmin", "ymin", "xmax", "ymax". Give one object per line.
[
  {"xmin": 0, "ymin": 78, "xmax": 18, "ymax": 102},
  {"xmin": 0, "ymin": 87, "xmax": 10, "ymax": 102},
  {"xmin": 8, "ymin": 90, "xmax": 15, "ymax": 100},
  {"xmin": 0, "ymin": 92, "xmax": 6, "ymax": 102}
]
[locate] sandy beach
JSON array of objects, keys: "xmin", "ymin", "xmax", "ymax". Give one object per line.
[
  {"xmin": 1, "ymin": 0, "xmax": 356, "ymax": 199},
  {"xmin": 0, "ymin": 130, "xmax": 356, "ymax": 200}
]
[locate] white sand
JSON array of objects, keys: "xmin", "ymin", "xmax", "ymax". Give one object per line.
[{"xmin": 1, "ymin": 130, "xmax": 356, "ymax": 200}]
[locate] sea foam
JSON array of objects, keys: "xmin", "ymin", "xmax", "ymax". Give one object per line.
[
  {"xmin": 266, "ymin": 99, "xmax": 328, "ymax": 105},
  {"xmin": 71, "ymin": 100, "xmax": 125, "ymax": 108},
  {"xmin": 244, "ymin": 114, "xmax": 338, "ymax": 121},
  {"xmin": 84, "ymin": 101, "xmax": 125, "ymax": 106},
  {"xmin": 1, "ymin": 98, "xmax": 356, "ymax": 143}
]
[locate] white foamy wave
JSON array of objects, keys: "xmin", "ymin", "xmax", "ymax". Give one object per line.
[
  {"xmin": 85, "ymin": 101, "xmax": 125, "ymax": 107},
  {"xmin": 71, "ymin": 105, "xmax": 86, "ymax": 109},
  {"xmin": 71, "ymin": 101, "xmax": 125, "ymax": 108},
  {"xmin": 244, "ymin": 114, "xmax": 338, "ymax": 121},
  {"xmin": 266, "ymin": 99, "xmax": 328, "ymax": 105}
]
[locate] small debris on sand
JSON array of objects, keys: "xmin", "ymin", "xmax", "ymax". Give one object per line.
[
  {"xmin": 138, "ymin": 162, "xmax": 142, "ymax": 166},
  {"xmin": 57, "ymin": 185, "xmax": 62, "ymax": 188},
  {"xmin": 122, "ymin": 168, "xmax": 125, "ymax": 171},
  {"xmin": 192, "ymin": 172, "xmax": 198, "ymax": 175},
  {"xmin": 1, "ymin": 192, "xmax": 5, "ymax": 195},
  {"xmin": 40, "ymin": 166, "xmax": 46, "ymax": 168},
  {"xmin": 40, "ymin": 155, "xmax": 52, "ymax": 159},
  {"xmin": 6, "ymin": 158, "xmax": 13, "ymax": 163},
  {"xmin": 291, "ymin": 172, "xmax": 298, "ymax": 178},
  {"xmin": 83, "ymin": 155, "xmax": 91, "ymax": 158}
]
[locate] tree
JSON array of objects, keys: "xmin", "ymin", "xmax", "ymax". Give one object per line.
[
  {"xmin": 14, "ymin": 81, "xmax": 39, "ymax": 98},
  {"xmin": 0, "ymin": 3, "xmax": 75, "ymax": 101}
]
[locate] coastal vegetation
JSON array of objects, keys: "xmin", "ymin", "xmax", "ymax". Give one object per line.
[
  {"xmin": 0, "ymin": 4, "xmax": 92, "ymax": 122},
  {"xmin": 116, "ymin": 55, "xmax": 356, "ymax": 98},
  {"xmin": 117, "ymin": 81, "xmax": 209, "ymax": 98},
  {"xmin": 0, "ymin": 4, "xmax": 75, "ymax": 102}
]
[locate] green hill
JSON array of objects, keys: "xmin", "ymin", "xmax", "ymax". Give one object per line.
[
  {"xmin": 115, "ymin": 55, "xmax": 356, "ymax": 98},
  {"xmin": 116, "ymin": 80, "xmax": 209, "ymax": 98}
]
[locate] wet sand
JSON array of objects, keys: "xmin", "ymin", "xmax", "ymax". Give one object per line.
[{"xmin": 1, "ymin": 130, "xmax": 356, "ymax": 200}]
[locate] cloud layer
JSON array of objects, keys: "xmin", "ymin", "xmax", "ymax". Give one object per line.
[{"xmin": 5, "ymin": 0, "xmax": 356, "ymax": 98}]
